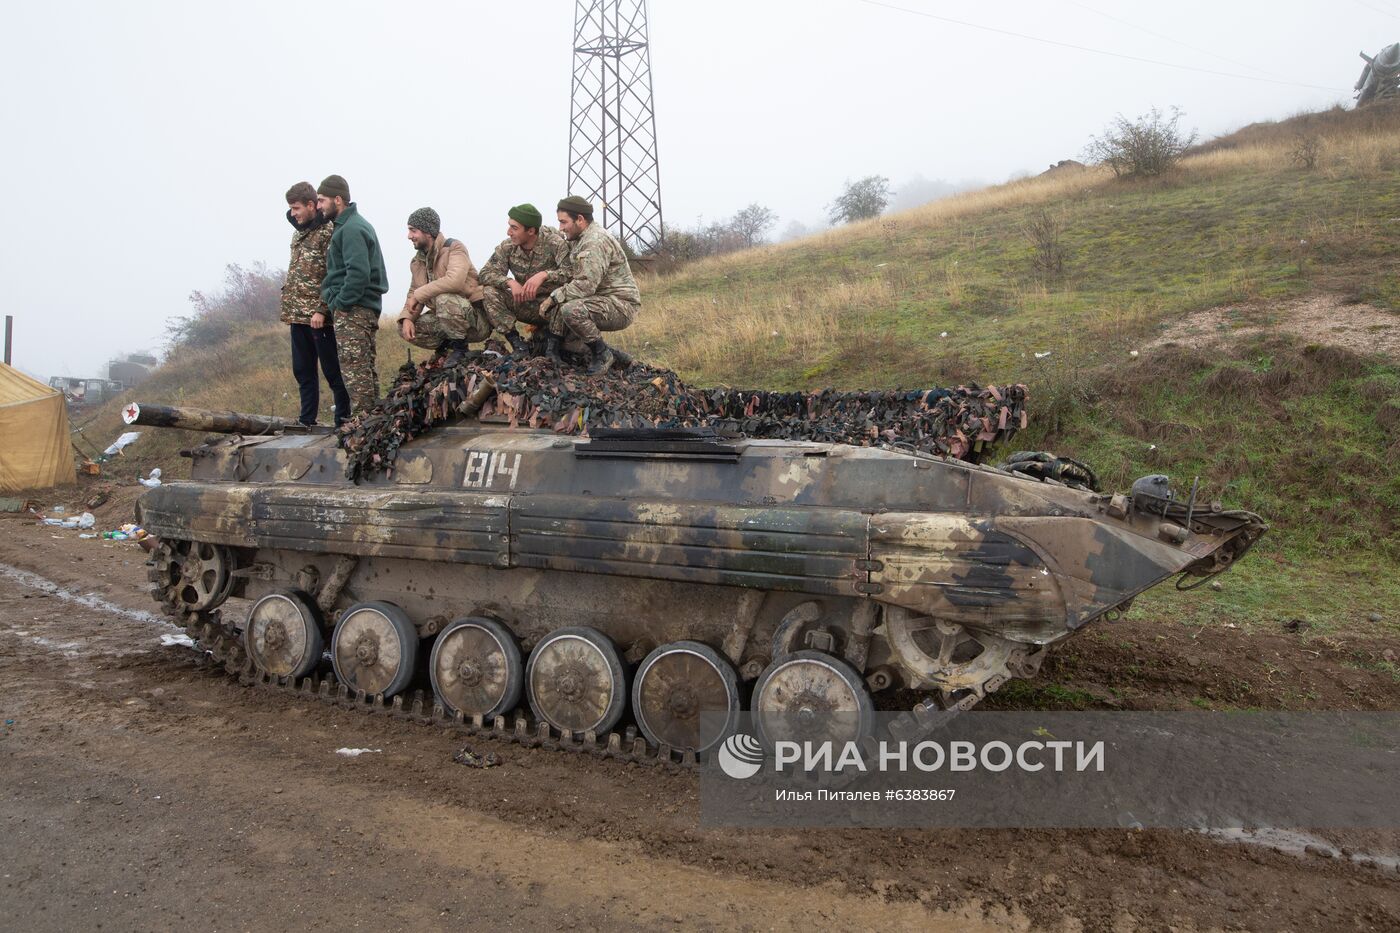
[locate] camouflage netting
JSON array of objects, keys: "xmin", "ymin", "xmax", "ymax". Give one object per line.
[{"xmin": 337, "ymin": 353, "xmax": 1029, "ymax": 482}]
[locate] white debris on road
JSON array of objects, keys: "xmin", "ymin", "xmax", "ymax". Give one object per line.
[
  {"xmin": 160, "ymin": 633, "xmax": 196, "ymax": 648},
  {"xmin": 335, "ymin": 748, "xmax": 382, "ymax": 758}
]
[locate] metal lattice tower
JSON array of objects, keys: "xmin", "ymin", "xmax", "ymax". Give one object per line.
[{"xmin": 567, "ymin": 0, "xmax": 663, "ymax": 253}]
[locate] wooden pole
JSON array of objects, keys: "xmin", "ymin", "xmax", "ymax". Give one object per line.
[{"xmin": 3, "ymin": 315, "xmax": 11, "ymax": 365}]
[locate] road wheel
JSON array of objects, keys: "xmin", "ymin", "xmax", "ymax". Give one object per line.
[
  {"xmin": 245, "ymin": 590, "xmax": 324, "ymax": 679},
  {"xmin": 429, "ymin": 616, "xmax": 523, "ymax": 719},
  {"xmin": 331, "ymin": 601, "xmax": 418, "ymax": 699},
  {"xmin": 632, "ymin": 641, "xmax": 740, "ymax": 753},
  {"xmin": 526, "ymin": 627, "xmax": 627, "ymax": 735},
  {"xmin": 752, "ymin": 649, "xmax": 874, "ymax": 749}
]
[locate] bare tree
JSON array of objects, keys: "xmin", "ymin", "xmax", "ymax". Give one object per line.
[
  {"xmin": 827, "ymin": 175, "xmax": 891, "ymax": 224},
  {"xmin": 1085, "ymin": 106, "xmax": 1197, "ymax": 179},
  {"xmin": 779, "ymin": 220, "xmax": 815, "ymax": 242},
  {"xmin": 730, "ymin": 203, "xmax": 778, "ymax": 247},
  {"xmin": 167, "ymin": 262, "xmax": 285, "ymax": 350}
]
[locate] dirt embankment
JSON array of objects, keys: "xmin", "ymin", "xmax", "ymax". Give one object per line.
[
  {"xmin": 1149, "ymin": 294, "xmax": 1400, "ymax": 361},
  {"xmin": 3, "ymin": 496, "xmax": 1400, "ymax": 932}
]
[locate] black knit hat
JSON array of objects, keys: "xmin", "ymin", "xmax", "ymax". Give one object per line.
[{"xmin": 407, "ymin": 207, "xmax": 441, "ymax": 237}]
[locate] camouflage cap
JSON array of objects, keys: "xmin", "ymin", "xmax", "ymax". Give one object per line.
[
  {"xmin": 508, "ymin": 203, "xmax": 543, "ymax": 229},
  {"xmin": 557, "ymin": 195, "xmax": 594, "ymax": 219},
  {"xmin": 317, "ymin": 174, "xmax": 351, "ymax": 201},
  {"xmin": 407, "ymin": 207, "xmax": 440, "ymax": 237}
]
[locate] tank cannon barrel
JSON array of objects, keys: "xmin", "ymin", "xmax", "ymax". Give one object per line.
[{"xmin": 121, "ymin": 402, "xmax": 310, "ymax": 435}]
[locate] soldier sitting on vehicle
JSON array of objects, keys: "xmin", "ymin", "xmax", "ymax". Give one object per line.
[
  {"xmin": 396, "ymin": 207, "xmax": 491, "ymax": 358},
  {"xmin": 478, "ymin": 204, "xmax": 573, "ymax": 354},
  {"xmin": 539, "ymin": 196, "xmax": 641, "ymax": 375}
]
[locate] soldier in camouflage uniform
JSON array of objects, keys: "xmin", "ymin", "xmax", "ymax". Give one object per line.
[
  {"xmin": 396, "ymin": 207, "xmax": 491, "ymax": 356},
  {"xmin": 317, "ymin": 175, "xmax": 388, "ymax": 416},
  {"xmin": 281, "ymin": 181, "xmax": 351, "ymax": 426},
  {"xmin": 478, "ymin": 203, "xmax": 572, "ymax": 353},
  {"xmin": 542, "ymin": 195, "xmax": 640, "ymax": 374}
]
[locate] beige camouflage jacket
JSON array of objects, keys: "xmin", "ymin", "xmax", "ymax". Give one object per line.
[
  {"xmin": 551, "ymin": 223, "xmax": 641, "ymax": 306},
  {"xmin": 479, "ymin": 226, "xmax": 572, "ymax": 294},
  {"xmin": 401, "ymin": 233, "xmax": 484, "ymax": 319},
  {"xmin": 280, "ymin": 214, "xmax": 333, "ymax": 325}
]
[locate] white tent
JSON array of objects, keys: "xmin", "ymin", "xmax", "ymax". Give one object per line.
[{"xmin": 0, "ymin": 362, "xmax": 75, "ymax": 491}]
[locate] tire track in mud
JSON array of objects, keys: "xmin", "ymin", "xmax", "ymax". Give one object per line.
[{"xmin": 0, "ymin": 560, "xmax": 174, "ymax": 627}]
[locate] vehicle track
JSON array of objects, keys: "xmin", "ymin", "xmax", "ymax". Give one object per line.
[{"xmin": 4, "ymin": 532, "xmax": 1399, "ymax": 932}]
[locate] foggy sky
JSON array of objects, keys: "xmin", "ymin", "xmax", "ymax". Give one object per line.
[{"xmin": 0, "ymin": 0, "xmax": 1378, "ymax": 383}]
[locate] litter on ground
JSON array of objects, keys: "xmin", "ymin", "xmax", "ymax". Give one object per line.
[{"xmin": 103, "ymin": 431, "xmax": 142, "ymax": 457}]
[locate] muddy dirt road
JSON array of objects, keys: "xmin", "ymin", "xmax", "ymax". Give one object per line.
[{"xmin": 2, "ymin": 510, "xmax": 1399, "ymax": 932}]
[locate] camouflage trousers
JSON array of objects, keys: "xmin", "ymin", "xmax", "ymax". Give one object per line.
[
  {"xmin": 481, "ymin": 285, "xmax": 550, "ymax": 334},
  {"xmin": 402, "ymin": 294, "xmax": 491, "ymax": 351},
  {"xmin": 335, "ymin": 306, "xmax": 380, "ymax": 415},
  {"xmin": 548, "ymin": 295, "xmax": 639, "ymax": 343}
]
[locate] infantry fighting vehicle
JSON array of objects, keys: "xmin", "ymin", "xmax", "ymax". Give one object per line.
[{"xmin": 128, "ymin": 399, "xmax": 1265, "ymax": 758}]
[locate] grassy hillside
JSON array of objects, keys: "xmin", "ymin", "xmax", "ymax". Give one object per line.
[
  {"xmin": 624, "ymin": 113, "xmax": 1400, "ymax": 387},
  {"xmin": 86, "ymin": 104, "xmax": 1400, "ymax": 636}
]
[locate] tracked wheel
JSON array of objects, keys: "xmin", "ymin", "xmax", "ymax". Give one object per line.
[
  {"xmin": 429, "ymin": 617, "xmax": 523, "ymax": 719},
  {"xmin": 245, "ymin": 590, "xmax": 324, "ymax": 679},
  {"xmin": 151, "ymin": 540, "xmax": 234, "ymax": 612},
  {"xmin": 882, "ymin": 608, "xmax": 1044, "ymax": 707},
  {"xmin": 526, "ymin": 627, "xmax": 627, "ymax": 735},
  {"xmin": 331, "ymin": 601, "xmax": 418, "ymax": 699},
  {"xmin": 632, "ymin": 641, "xmax": 740, "ymax": 753},
  {"xmin": 752, "ymin": 649, "xmax": 874, "ymax": 748}
]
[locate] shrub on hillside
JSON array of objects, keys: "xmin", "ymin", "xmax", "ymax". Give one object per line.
[
  {"xmin": 1290, "ymin": 130, "xmax": 1322, "ymax": 170},
  {"xmin": 1021, "ymin": 209, "xmax": 1068, "ymax": 282},
  {"xmin": 653, "ymin": 203, "xmax": 779, "ymax": 266},
  {"xmin": 827, "ymin": 175, "xmax": 891, "ymax": 224},
  {"xmin": 1085, "ymin": 107, "xmax": 1197, "ymax": 179},
  {"xmin": 167, "ymin": 262, "xmax": 284, "ymax": 350}
]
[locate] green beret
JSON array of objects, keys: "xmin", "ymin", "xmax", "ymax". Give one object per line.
[
  {"xmin": 407, "ymin": 206, "xmax": 440, "ymax": 237},
  {"xmin": 317, "ymin": 174, "xmax": 351, "ymax": 202},
  {"xmin": 557, "ymin": 195, "xmax": 594, "ymax": 218},
  {"xmin": 508, "ymin": 203, "xmax": 543, "ymax": 229}
]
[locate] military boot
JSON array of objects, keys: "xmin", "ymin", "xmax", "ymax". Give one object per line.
[
  {"xmin": 544, "ymin": 333, "xmax": 564, "ymax": 365},
  {"xmin": 440, "ymin": 338, "xmax": 471, "ymax": 366},
  {"xmin": 585, "ymin": 339, "xmax": 616, "ymax": 376},
  {"xmin": 504, "ymin": 330, "xmax": 529, "ymax": 355}
]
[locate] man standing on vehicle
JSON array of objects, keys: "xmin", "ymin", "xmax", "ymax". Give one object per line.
[
  {"xmin": 281, "ymin": 181, "xmax": 351, "ymax": 427},
  {"xmin": 317, "ymin": 174, "xmax": 388, "ymax": 415},
  {"xmin": 396, "ymin": 207, "xmax": 491, "ymax": 357},
  {"xmin": 541, "ymin": 195, "xmax": 640, "ymax": 374},
  {"xmin": 478, "ymin": 203, "xmax": 572, "ymax": 353}
]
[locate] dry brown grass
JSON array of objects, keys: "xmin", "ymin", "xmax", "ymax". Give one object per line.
[
  {"xmin": 622, "ymin": 277, "xmax": 891, "ymax": 378},
  {"xmin": 1181, "ymin": 106, "xmax": 1400, "ymax": 180},
  {"xmin": 629, "ymin": 105, "xmax": 1400, "ymax": 387}
]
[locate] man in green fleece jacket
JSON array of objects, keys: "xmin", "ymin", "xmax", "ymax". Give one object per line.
[{"xmin": 317, "ymin": 174, "xmax": 388, "ymax": 415}]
